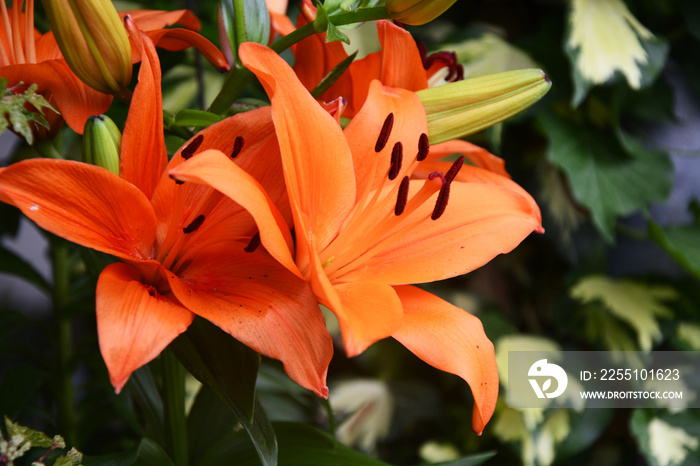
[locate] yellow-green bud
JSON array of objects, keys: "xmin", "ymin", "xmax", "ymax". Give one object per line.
[
  {"xmin": 83, "ymin": 114, "xmax": 121, "ymax": 175},
  {"xmin": 385, "ymin": 0, "xmax": 459, "ymax": 26},
  {"xmin": 417, "ymin": 69, "xmax": 551, "ymax": 144},
  {"xmin": 42, "ymin": 0, "xmax": 132, "ymax": 94}
]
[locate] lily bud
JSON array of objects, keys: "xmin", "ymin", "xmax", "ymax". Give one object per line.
[
  {"xmin": 83, "ymin": 115, "xmax": 121, "ymax": 175},
  {"xmin": 41, "ymin": 0, "xmax": 132, "ymax": 94},
  {"xmin": 385, "ymin": 0, "xmax": 458, "ymax": 26},
  {"xmin": 417, "ymin": 69, "xmax": 551, "ymax": 144}
]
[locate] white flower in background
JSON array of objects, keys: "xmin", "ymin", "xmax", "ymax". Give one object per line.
[
  {"xmin": 329, "ymin": 379, "xmax": 394, "ymax": 453},
  {"xmin": 648, "ymin": 418, "xmax": 699, "ymax": 466},
  {"xmin": 568, "ymin": 0, "xmax": 654, "ymax": 89}
]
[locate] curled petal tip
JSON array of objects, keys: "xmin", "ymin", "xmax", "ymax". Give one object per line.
[{"xmin": 535, "ymin": 225, "xmax": 545, "ymax": 234}]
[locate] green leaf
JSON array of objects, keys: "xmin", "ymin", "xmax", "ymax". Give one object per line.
[
  {"xmin": 172, "ymin": 109, "xmax": 224, "ymax": 128},
  {"xmin": 54, "ymin": 448, "xmax": 84, "ymax": 466},
  {"xmin": 315, "ymin": 3, "xmax": 350, "ymax": 44},
  {"xmin": 571, "ymin": 275, "xmax": 676, "ymax": 351},
  {"xmin": 4, "ymin": 417, "xmax": 62, "ymax": 449},
  {"xmin": 649, "ymin": 220, "xmax": 700, "ymax": 282},
  {"xmin": 127, "ymin": 365, "xmax": 166, "ymax": 448},
  {"xmin": 187, "ymin": 384, "xmax": 237, "ymax": 464},
  {"xmin": 220, "ymin": 0, "xmax": 271, "ymax": 63},
  {"xmin": 541, "ymin": 113, "xmax": 672, "ymax": 241},
  {"xmin": 198, "ymin": 422, "xmax": 389, "ymax": 466},
  {"xmin": 170, "ymin": 317, "xmax": 276, "ymax": 466},
  {"xmin": 311, "ymin": 51, "xmax": 358, "ymax": 99},
  {"xmin": 83, "ymin": 438, "xmax": 175, "ymax": 466},
  {"xmin": 1, "ymin": 82, "xmax": 58, "ymax": 145}
]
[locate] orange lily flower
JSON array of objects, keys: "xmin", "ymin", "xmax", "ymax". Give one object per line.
[
  {"xmin": 293, "ymin": 1, "xmax": 460, "ymax": 117},
  {"xmin": 1, "ymin": 2, "xmax": 227, "ymax": 135},
  {"xmin": 0, "ymin": 23, "xmax": 331, "ymax": 397},
  {"xmin": 171, "ymin": 42, "xmax": 543, "ymax": 434}
]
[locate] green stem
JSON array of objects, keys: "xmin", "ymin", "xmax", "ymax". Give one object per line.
[
  {"xmin": 52, "ymin": 238, "xmax": 75, "ymax": 446},
  {"xmin": 162, "ymin": 350, "xmax": 188, "ymax": 466},
  {"xmin": 35, "ymin": 140, "xmax": 63, "ymax": 159},
  {"xmin": 321, "ymin": 398, "xmax": 337, "ymax": 438},
  {"xmin": 208, "ymin": 6, "xmax": 388, "ymax": 114}
]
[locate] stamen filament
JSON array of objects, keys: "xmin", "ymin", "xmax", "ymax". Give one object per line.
[
  {"xmin": 11, "ymin": 1, "xmax": 25, "ymax": 64},
  {"xmin": 0, "ymin": 2, "xmax": 13, "ymax": 65},
  {"xmin": 24, "ymin": 0, "xmax": 35, "ymax": 63}
]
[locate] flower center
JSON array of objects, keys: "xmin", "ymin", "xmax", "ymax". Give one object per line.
[{"xmin": 319, "ymin": 113, "xmax": 463, "ymax": 281}]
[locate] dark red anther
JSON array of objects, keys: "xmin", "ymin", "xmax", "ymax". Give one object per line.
[
  {"xmin": 231, "ymin": 136, "xmax": 244, "ymax": 158},
  {"xmin": 421, "ymin": 48, "xmax": 463, "ymax": 83},
  {"xmin": 445, "ymin": 155, "xmax": 464, "ymax": 183},
  {"xmin": 431, "ymin": 182, "xmax": 450, "ymax": 220},
  {"xmin": 183, "ymin": 214, "xmax": 205, "ymax": 234},
  {"xmin": 417, "ymin": 133, "xmax": 430, "ymax": 161},
  {"xmin": 375, "ymin": 113, "xmax": 394, "ymax": 152},
  {"xmin": 168, "ymin": 173, "xmax": 185, "ymax": 185},
  {"xmin": 389, "ymin": 142, "xmax": 403, "ymax": 180},
  {"xmin": 394, "ymin": 176, "xmax": 410, "ymax": 216},
  {"xmin": 181, "ymin": 134, "xmax": 204, "ymax": 160},
  {"xmin": 245, "ymin": 232, "xmax": 261, "ymax": 253}
]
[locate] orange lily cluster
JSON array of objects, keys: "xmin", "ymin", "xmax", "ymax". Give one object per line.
[{"xmin": 0, "ymin": 1, "xmax": 543, "ymax": 435}]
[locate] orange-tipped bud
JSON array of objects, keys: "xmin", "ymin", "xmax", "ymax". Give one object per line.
[
  {"xmin": 41, "ymin": 0, "xmax": 132, "ymax": 94},
  {"xmin": 385, "ymin": 0, "xmax": 459, "ymax": 25}
]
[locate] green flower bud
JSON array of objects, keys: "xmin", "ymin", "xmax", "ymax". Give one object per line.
[
  {"xmin": 385, "ymin": 0, "xmax": 459, "ymax": 26},
  {"xmin": 417, "ymin": 69, "xmax": 551, "ymax": 144},
  {"xmin": 42, "ymin": 0, "xmax": 132, "ymax": 94},
  {"xmin": 83, "ymin": 114, "xmax": 121, "ymax": 175}
]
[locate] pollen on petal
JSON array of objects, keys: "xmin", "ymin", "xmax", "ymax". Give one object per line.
[
  {"xmin": 231, "ymin": 136, "xmax": 245, "ymax": 158},
  {"xmin": 395, "ymin": 176, "xmax": 410, "ymax": 216},
  {"xmin": 375, "ymin": 113, "xmax": 394, "ymax": 152},
  {"xmin": 181, "ymin": 134, "xmax": 204, "ymax": 160},
  {"xmin": 417, "ymin": 133, "xmax": 430, "ymax": 161},
  {"xmin": 183, "ymin": 214, "xmax": 205, "ymax": 233},
  {"xmin": 389, "ymin": 142, "xmax": 403, "ymax": 180},
  {"xmin": 244, "ymin": 232, "xmax": 261, "ymax": 253}
]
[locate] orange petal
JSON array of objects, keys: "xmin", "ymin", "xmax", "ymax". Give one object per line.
[
  {"xmin": 392, "ymin": 285, "xmax": 498, "ymax": 434},
  {"xmin": 342, "ymin": 166, "xmax": 542, "ymax": 284},
  {"xmin": 1, "ymin": 60, "xmax": 112, "ymax": 134},
  {"xmin": 120, "ymin": 9, "xmax": 201, "ymax": 31},
  {"xmin": 168, "ymin": 149, "xmax": 299, "ymax": 278},
  {"xmin": 121, "ymin": 17, "xmax": 168, "ymax": 201},
  {"xmin": 0, "ymin": 159, "xmax": 156, "ymax": 261},
  {"xmin": 333, "ymin": 281, "xmax": 404, "ymax": 357},
  {"xmin": 144, "ymin": 28, "xmax": 229, "ymax": 72},
  {"xmin": 97, "ymin": 262, "xmax": 194, "ymax": 393},
  {"xmin": 375, "ymin": 21, "xmax": 428, "ymax": 92},
  {"xmin": 240, "ymin": 42, "xmax": 356, "ymax": 254},
  {"xmin": 167, "ymin": 247, "xmax": 332, "ymax": 398},
  {"xmin": 426, "ymin": 139, "xmax": 510, "ymax": 178}
]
